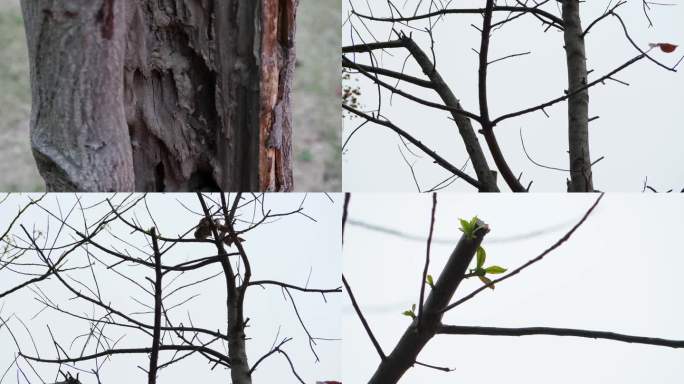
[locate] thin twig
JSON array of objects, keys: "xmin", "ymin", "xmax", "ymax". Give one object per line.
[
  {"xmin": 417, "ymin": 194, "xmax": 437, "ymax": 329},
  {"xmin": 438, "ymin": 324, "xmax": 684, "ymax": 348},
  {"xmin": 342, "ymin": 275, "xmax": 386, "ymax": 360},
  {"xmin": 442, "ymin": 193, "xmax": 604, "ymax": 313}
]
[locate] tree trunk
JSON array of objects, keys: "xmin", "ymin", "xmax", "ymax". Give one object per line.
[
  {"xmin": 562, "ymin": 0, "xmax": 594, "ymax": 192},
  {"xmin": 227, "ymin": 289, "xmax": 251, "ymax": 384},
  {"xmin": 21, "ymin": 0, "xmax": 297, "ymax": 192}
]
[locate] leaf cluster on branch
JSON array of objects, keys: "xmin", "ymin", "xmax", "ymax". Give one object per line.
[{"xmin": 343, "ymin": 192, "xmax": 684, "ymax": 383}]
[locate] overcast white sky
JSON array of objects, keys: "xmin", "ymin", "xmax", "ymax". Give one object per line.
[
  {"xmin": 343, "ymin": 194, "xmax": 684, "ymax": 383},
  {"xmin": 342, "ymin": 0, "xmax": 684, "ymax": 192},
  {"xmin": 0, "ymin": 193, "xmax": 341, "ymax": 384}
]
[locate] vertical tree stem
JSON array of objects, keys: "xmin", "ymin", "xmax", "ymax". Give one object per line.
[
  {"xmin": 148, "ymin": 228, "xmax": 162, "ymax": 384},
  {"xmin": 562, "ymin": 0, "xmax": 594, "ymax": 192},
  {"xmin": 477, "ymin": 0, "xmax": 526, "ymax": 192},
  {"xmin": 21, "ymin": 0, "xmax": 134, "ymax": 191}
]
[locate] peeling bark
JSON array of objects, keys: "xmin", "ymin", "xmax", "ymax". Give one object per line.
[
  {"xmin": 21, "ymin": 0, "xmax": 297, "ymax": 191},
  {"xmin": 562, "ymin": 0, "xmax": 594, "ymax": 192},
  {"xmin": 258, "ymin": 0, "xmax": 296, "ymax": 191}
]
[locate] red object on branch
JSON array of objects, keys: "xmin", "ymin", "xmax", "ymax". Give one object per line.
[{"xmin": 650, "ymin": 43, "xmax": 678, "ymax": 53}]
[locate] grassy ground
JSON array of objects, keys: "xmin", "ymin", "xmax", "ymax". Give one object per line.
[
  {"xmin": 293, "ymin": 0, "xmax": 342, "ymax": 191},
  {"xmin": 0, "ymin": 0, "xmax": 341, "ymax": 192},
  {"xmin": 0, "ymin": 0, "xmax": 42, "ymax": 191}
]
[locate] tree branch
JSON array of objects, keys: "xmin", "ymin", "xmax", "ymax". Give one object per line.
[
  {"xmin": 493, "ymin": 54, "xmax": 646, "ymax": 125},
  {"xmin": 342, "ymin": 57, "xmax": 434, "ymax": 89},
  {"xmin": 398, "ymin": 35, "xmax": 499, "ymax": 191},
  {"xmin": 562, "ymin": 0, "xmax": 594, "ymax": 192},
  {"xmin": 437, "ymin": 325, "xmax": 684, "ymax": 348},
  {"xmin": 148, "ymin": 228, "xmax": 162, "ymax": 384},
  {"xmin": 342, "ymin": 56, "xmax": 482, "ymax": 122},
  {"xmin": 417, "ymin": 193, "xmax": 437, "ymax": 329},
  {"xmin": 343, "ymin": 105, "xmax": 482, "ymax": 190},
  {"xmin": 196, "ymin": 193, "xmax": 251, "ymax": 384},
  {"xmin": 247, "ymin": 280, "xmax": 341, "ymax": 293},
  {"xmin": 442, "ymin": 192, "xmax": 604, "ymax": 313},
  {"xmin": 478, "ymin": 0, "xmax": 527, "ymax": 192},
  {"xmin": 20, "ymin": 345, "xmax": 231, "ymax": 365},
  {"xmin": 368, "ymin": 221, "xmax": 490, "ymax": 384},
  {"xmin": 350, "ymin": 6, "xmax": 564, "ymax": 30},
  {"xmin": 342, "ymin": 193, "xmax": 350, "ymax": 244},
  {"xmin": 342, "ymin": 274, "xmax": 386, "ymax": 361}
]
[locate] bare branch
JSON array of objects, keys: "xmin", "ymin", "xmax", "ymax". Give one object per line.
[
  {"xmin": 351, "ymin": 6, "xmax": 564, "ymax": 30},
  {"xmin": 416, "ymin": 193, "xmax": 437, "ymax": 329},
  {"xmin": 343, "ymin": 105, "xmax": 482, "ymax": 189},
  {"xmin": 442, "ymin": 193, "xmax": 604, "ymax": 313},
  {"xmin": 437, "ymin": 325, "xmax": 684, "ymax": 348},
  {"xmin": 342, "ymin": 275, "xmax": 386, "ymax": 360}
]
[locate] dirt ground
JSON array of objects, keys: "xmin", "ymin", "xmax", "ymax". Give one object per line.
[{"xmin": 0, "ymin": 0, "xmax": 341, "ymax": 192}]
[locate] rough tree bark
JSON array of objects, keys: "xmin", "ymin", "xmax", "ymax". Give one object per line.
[
  {"xmin": 562, "ymin": 0, "xmax": 594, "ymax": 192},
  {"xmin": 21, "ymin": 0, "xmax": 297, "ymax": 192}
]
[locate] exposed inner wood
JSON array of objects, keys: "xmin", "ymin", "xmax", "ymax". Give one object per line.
[
  {"xmin": 259, "ymin": 0, "xmax": 297, "ymax": 191},
  {"xmin": 22, "ymin": 0, "xmax": 297, "ymax": 191}
]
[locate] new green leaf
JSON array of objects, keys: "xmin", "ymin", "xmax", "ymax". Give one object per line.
[
  {"xmin": 403, "ymin": 304, "xmax": 417, "ymax": 319},
  {"xmin": 476, "ymin": 246, "xmax": 486, "ymax": 268},
  {"xmin": 459, "ymin": 216, "xmax": 480, "ymax": 239},
  {"xmin": 485, "ymin": 265, "xmax": 507, "ymax": 274},
  {"xmin": 402, "ymin": 310, "xmax": 416, "ymax": 319}
]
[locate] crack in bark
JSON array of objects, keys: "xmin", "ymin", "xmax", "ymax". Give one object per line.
[
  {"xmin": 98, "ymin": 0, "xmax": 115, "ymax": 39},
  {"xmin": 23, "ymin": 0, "xmax": 295, "ymax": 191}
]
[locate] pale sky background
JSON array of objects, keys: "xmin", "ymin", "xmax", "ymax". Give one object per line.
[
  {"xmin": 0, "ymin": 193, "xmax": 342, "ymax": 384},
  {"xmin": 343, "ymin": 194, "xmax": 684, "ymax": 383},
  {"xmin": 342, "ymin": 0, "xmax": 684, "ymax": 192}
]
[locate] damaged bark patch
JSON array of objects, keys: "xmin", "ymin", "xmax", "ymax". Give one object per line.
[
  {"xmin": 277, "ymin": 0, "xmax": 294, "ymax": 47},
  {"xmin": 97, "ymin": 0, "xmax": 115, "ymax": 39},
  {"xmin": 188, "ymin": 166, "xmax": 220, "ymax": 191},
  {"xmin": 259, "ymin": 0, "xmax": 297, "ymax": 191},
  {"xmin": 24, "ymin": 0, "xmax": 296, "ymax": 191},
  {"xmin": 154, "ymin": 161, "xmax": 166, "ymax": 191}
]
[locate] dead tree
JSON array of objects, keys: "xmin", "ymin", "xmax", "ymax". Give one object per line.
[
  {"xmin": 0, "ymin": 193, "xmax": 340, "ymax": 383},
  {"xmin": 21, "ymin": 1, "xmax": 298, "ymax": 192},
  {"xmin": 343, "ymin": 193, "xmax": 684, "ymax": 383},
  {"xmin": 342, "ymin": 0, "xmax": 682, "ymax": 192}
]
